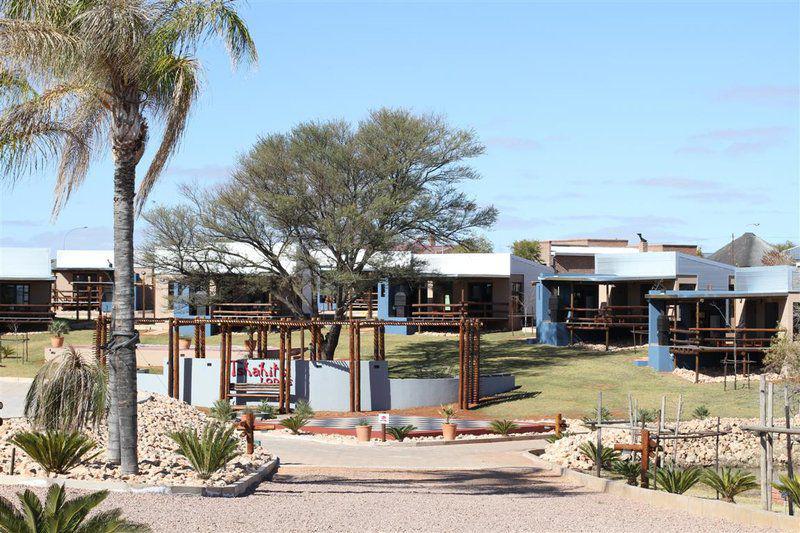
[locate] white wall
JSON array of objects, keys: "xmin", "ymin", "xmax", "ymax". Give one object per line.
[{"xmin": 595, "ymin": 252, "xmax": 677, "ymax": 278}]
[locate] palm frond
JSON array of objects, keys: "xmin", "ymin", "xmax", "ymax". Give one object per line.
[
  {"xmin": 0, "ymin": 18, "xmax": 78, "ymax": 76},
  {"xmin": 10, "ymin": 430, "xmax": 100, "ymax": 475},
  {"xmin": 169, "ymin": 423, "xmax": 240, "ymax": 479}
]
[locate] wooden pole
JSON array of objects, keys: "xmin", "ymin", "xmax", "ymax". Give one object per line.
[
  {"xmin": 641, "ymin": 428, "xmax": 651, "ymax": 488},
  {"xmin": 355, "ymin": 322, "xmax": 361, "ymax": 412},
  {"xmin": 278, "ymin": 325, "xmax": 286, "ymax": 413},
  {"xmin": 596, "ymin": 392, "xmax": 603, "ymax": 478},
  {"xmin": 194, "ymin": 322, "xmax": 200, "ymax": 358},
  {"xmin": 473, "ymin": 320, "xmax": 480, "ymax": 405},
  {"xmin": 167, "ymin": 318, "xmax": 174, "ymax": 398},
  {"xmin": 785, "ymin": 385, "xmax": 794, "ymax": 516},
  {"xmin": 766, "ymin": 381, "xmax": 774, "ymax": 512},
  {"xmin": 458, "ymin": 318, "xmax": 466, "ymax": 409},
  {"xmin": 555, "ymin": 413, "xmax": 563, "ymax": 438},
  {"xmin": 285, "ymin": 324, "xmax": 292, "ymax": 413},
  {"xmin": 759, "ymin": 375, "xmax": 768, "ymax": 510},
  {"xmin": 673, "ymin": 394, "xmax": 682, "ymax": 465},
  {"xmin": 240, "ymin": 412, "xmax": 254, "ymax": 454},
  {"xmin": 300, "ymin": 326, "xmax": 305, "ymax": 360},
  {"xmin": 348, "ymin": 320, "xmax": 355, "ymax": 412},
  {"xmin": 218, "ymin": 325, "xmax": 227, "ymax": 401},
  {"xmin": 373, "ymin": 325, "xmax": 379, "ymax": 361},
  {"xmin": 225, "ymin": 328, "xmax": 232, "ymax": 401},
  {"xmin": 172, "ymin": 322, "xmax": 180, "ymax": 399},
  {"xmin": 379, "ymin": 325, "xmax": 385, "ymax": 361}
]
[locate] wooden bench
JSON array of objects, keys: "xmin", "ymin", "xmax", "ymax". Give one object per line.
[{"xmin": 228, "ymin": 382, "xmax": 281, "ymax": 400}]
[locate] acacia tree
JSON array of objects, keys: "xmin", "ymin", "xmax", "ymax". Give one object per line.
[
  {"xmin": 511, "ymin": 239, "xmax": 542, "ymax": 262},
  {"xmin": 145, "ymin": 108, "xmax": 497, "ymax": 357},
  {"xmin": 0, "ymin": 0, "xmax": 256, "ymax": 473}
]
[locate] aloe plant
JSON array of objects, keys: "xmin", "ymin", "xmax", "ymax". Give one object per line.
[
  {"xmin": 773, "ymin": 474, "xmax": 800, "ymax": 506},
  {"xmin": 257, "ymin": 401, "xmax": 277, "ymax": 419},
  {"xmin": 0, "ymin": 484, "xmax": 148, "ymax": 532},
  {"xmin": 24, "ymin": 347, "xmax": 106, "ymax": 431},
  {"xmin": 294, "ymin": 400, "xmax": 314, "ymax": 418},
  {"xmin": 611, "ymin": 458, "xmax": 642, "ymax": 486},
  {"xmin": 386, "ymin": 425, "xmax": 416, "ymax": 442},
  {"xmin": 489, "ymin": 419, "xmax": 519, "ymax": 436},
  {"xmin": 10, "ymin": 430, "xmax": 100, "ymax": 475},
  {"xmin": 578, "ymin": 441, "xmax": 620, "ymax": 469},
  {"xmin": 281, "ymin": 413, "xmax": 312, "ymax": 435},
  {"xmin": 581, "ymin": 406, "xmax": 612, "ymax": 425},
  {"xmin": 169, "ymin": 424, "xmax": 240, "ymax": 480},
  {"xmin": 48, "ymin": 319, "xmax": 70, "ymax": 337},
  {"xmin": 702, "ymin": 468, "xmax": 758, "ymax": 503},
  {"xmin": 654, "ymin": 465, "xmax": 702, "ymax": 494},
  {"xmin": 209, "ymin": 399, "xmax": 235, "ymax": 423}
]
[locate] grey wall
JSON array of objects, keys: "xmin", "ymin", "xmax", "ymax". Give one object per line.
[{"xmin": 677, "ymin": 254, "xmax": 735, "ymax": 291}]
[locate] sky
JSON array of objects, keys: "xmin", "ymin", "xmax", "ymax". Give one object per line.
[{"xmin": 1, "ymin": 0, "xmax": 798, "ymax": 256}]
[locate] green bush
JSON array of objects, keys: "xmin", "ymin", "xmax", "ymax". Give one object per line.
[
  {"xmin": 578, "ymin": 441, "xmax": 620, "ymax": 470},
  {"xmin": 257, "ymin": 400, "xmax": 277, "ymax": 419},
  {"xmin": 439, "ymin": 404, "xmax": 457, "ymax": 424},
  {"xmin": 169, "ymin": 424, "xmax": 240, "ymax": 480},
  {"xmin": 294, "ymin": 400, "xmax": 314, "ymax": 418},
  {"xmin": 0, "ymin": 344, "xmax": 14, "ymax": 361},
  {"xmin": 10, "ymin": 430, "xmax": 100, "ymax": 475},
  {"xmin": 48, "ymin": 319, "xmax": 70, "ymax": 337},
  {"xmin": 209, "ymin": 399, "xmax": 235, "ymax": 423},
  {"xmin": 0, "ymin": 484, "xmax": 148, "ymax": 532},
  {"xmin": 773, "ymin": 474, "xmax": 800, "ymax": 506},
  {"xmin": 581, "ymin": 406, "xmax": 611, "ymax": 425},
  {"xmin": 654, "ymin": 465, "xmax": 702, "ymax": 494},
  {"xmin": 702, "ymin": 468, "xmax": 758, "ymax": 503},
  {"xmin": 611, "ymin": 458, "xmax": 642, "ymax": 486},
  {"xmin": 357, "ymin": 418, "xmax": 370, "ymax": 427},
  {"xmin": 692, "ymin": 405, "xmax": 710, "ymax": 420},
  {"xmin": 489, "ymin": 419, "xmax": 519, "ymax": 436},
  {"xmin": 281, "ymin": 413, "xmax": 312, "ymax": 435},
  {"xmin": 386, "ymin": 425, "xmax": 416, "ymax": 442},
  {"xmin": 637, "ymin": 408, "xmax": 657, "ymax": 424},
  {"xmin": 24, "ymin": 347, "xmax": 106, "ymax": 431}
]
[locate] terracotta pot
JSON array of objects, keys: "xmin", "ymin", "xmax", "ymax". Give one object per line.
[
  {"xmin": 179, "ymin": 338, "xmax": 191, "ymax": 349},
  {"xmin": 50, "ymin": 336, "xmax": 64, "ymax": 349},
  {"xmin": 356, "ymin": 425, "xmax": 372, "ymax": 442},
  {"xmin": 442, "ymin": 423, "xmax": 457, "ymax": 441}
]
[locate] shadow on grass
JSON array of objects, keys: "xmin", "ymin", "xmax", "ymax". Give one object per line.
[{"xmin": 475, "ymin": 389, "xmax": 542, "ymax": 409}]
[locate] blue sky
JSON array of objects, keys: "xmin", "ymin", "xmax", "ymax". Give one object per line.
[{"xmin": 1, "ymin": 0, "xmax": 798, "ymax": 255}]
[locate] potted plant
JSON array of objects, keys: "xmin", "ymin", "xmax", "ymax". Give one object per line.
[
  {"xmin": 439, "ymin": 404, "xmax": 458, "ymax": 441},
  {"xmin": 244, "ymin": 326, "xmax": 257, "ymax": 355},
  {"xmin": 178, "ymin": 336, "xmax": 191, "ymax": 349},
  {"xmin": 355, "ymin": 418, "xmax": 372, "ymax": 442},
  {"xmin": 48, "ymin": 319, "xmax": 70, "ymax": 348}
]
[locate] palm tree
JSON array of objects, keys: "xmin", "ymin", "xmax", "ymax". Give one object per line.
[{"xmin": 0, "ymin": 0, "xmax": 256, "ymax": 473}]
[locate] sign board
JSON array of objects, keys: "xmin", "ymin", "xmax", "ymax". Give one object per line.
[{"xmin": 378, "ymin": 413, "xmax": 390, "ymax": 425}]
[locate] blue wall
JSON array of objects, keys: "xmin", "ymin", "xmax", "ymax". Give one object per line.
[{"xmin": 534, "ymin": 280, "xmax": 569, "ymax": 346}]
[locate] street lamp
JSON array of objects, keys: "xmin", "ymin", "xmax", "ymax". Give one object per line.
[{"xmin": 62, "ymin": 226, "xmax": 88, "ymax": 249}]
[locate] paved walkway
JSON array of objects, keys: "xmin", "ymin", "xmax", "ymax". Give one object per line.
[{"xmin": 0, "ymin": 377, "xmax": 32, "ymax": 418}]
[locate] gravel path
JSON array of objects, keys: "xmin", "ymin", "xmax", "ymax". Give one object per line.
[{"xmin": 0, "ymin": 467, "xmax": 773, "ymax": 532}]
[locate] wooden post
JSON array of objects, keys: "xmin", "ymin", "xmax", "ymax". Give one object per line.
[
  {"xmin": 224, "ymin": 328, "xmax": 232, "ymax": 401},
  {"xmin": 759, "ymin": 375, "xmax": 768, "ymax": 510},
  {"xmin": 200, "ymin": 324, "xmax": 206, "ymax": 358},
  {"xmin": 348, "ymin": 321, "xmax": 355, "ymax": 412},
  {"xmin": 555, "ymin": 413, "xmax": 563, "ymax": 438},
  {"xmin": 458, "ymin": 318, "xmax": 466, "ymax": 409},
  {"xmin": 596, "ymin": 392, "xmax": 603, "ymax": 478},
  {"xmin": 379, "ymin": 325, "xmax": 385, "ymax": 360},
  {"xmin": 300, "ymin": 326, "xmax": 305, "ymax": 360},
  {"xmin": 373, "ymin": 325, "xmax": 379, "ymax": 361},
  {"xmin": 167, "ymin": 318, "xmax": 174, "ymax": 398},
  {"xmin": 765, "ymin": 381, "xmax": 774, "ymax": 511},
  {"xmin": 194, "ymin": 322, "xmax": 200, "ymax": 358},
  {"xmin": 785, "ymin": 385, "xmax": 794, "ymax": 516},
  {"xmin": 285, "ymin": 324, "xmax": 292, "ymax": 414},
  {"xmin": 172, "ymin": 321, "xmax": 180, "ymax": 399},
  {"xmin": 240, "ymin": 412, "xmax": 255, "ymax": 455},
  {"xmin": 355, "ymin": 322, "xmax": 361, "ymax": 412},
  {"xmin": 367, "ymin": 289, "xmax": 373, "ymax": 319},
  {"xmin": 218, "ymin": 325, "xmax": 227, "ymax": 401},
  {"xmin": 673, "ymin": 394, "xmax": 682, "ymax": 465},
  {"xmin": 278, "ymin": 326, "xmax": 286, "ymax": 413},
  {"xmin": 472, "ymin": 320, "xmax": 480, "ymax": 405},
  {"xmin": 614, "ymin": 428, "xmax": 655, "ymax": 488}
]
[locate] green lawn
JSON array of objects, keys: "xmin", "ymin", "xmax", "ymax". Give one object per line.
[{"xmin": 1, "ymin": 325, "xmax": 766, "ymax": 420}]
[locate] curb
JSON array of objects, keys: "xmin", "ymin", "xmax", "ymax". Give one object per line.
[
  {"xmin": 257, "ymin": 431, "xmax": 549, "ymax": 447},
  {"xmin": 523, "ymin": 453, "xmax": 797, "ymax": 531},
  {"xmin": 0, "ymin": 457, "xmax": 280, "ymax": 498}
]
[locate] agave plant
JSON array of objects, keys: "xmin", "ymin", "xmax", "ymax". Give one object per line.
[
  {"xmin": 0, "ymin": 484, "xmax": 148, "ymax": 533},
  {"xmin": 692, "ymin": 405, "xmax": 710, "ymax": 420},
  {"xmin": 24, "ymin": 347, "xmax": 106, "ymax": 431},
  {"xmin": 578, "ymin": 441, "xmax": 620, "ymax": 469},
  {"xmin": 489, "ymin": 419, "xmax": 519, "ymax": 436},
  {"xmin": 48, "ymin": 319, "xmax": 71, "ymax": 337},
  {"xmin": 169, "ymin": 424, "xmax": 240, "ymax": 480},
  {"xmin": 773, "ymin": 474, "xmax": 800, "ymax": 506},
  {"xmin": 10, "ymin": 430, "xmax": 100, "ymax": 475},
  {"xmin": 637, "ymin": 408, "xmax": 657, "ymax": 424},
  {"xmin": 581, "ymin": 406, "xmax": 612, "ymax": 426},
  {"xmin": 702, "ymin": 468, "xmax": 758, "ymax": 503},
  {"xmin": 386, "ymin": 425, "xmax": 416, "ymax": 442},
  {"xmin": 654, "ymin": 465, "xmax": 702, "ymax": 494},
  {"xmin": 281, "ymin": 414, "xmax": 312, "ymax": 435},
  {"xmin": 611, "ymin": 458, "xmax": 642, "ymax": 486},
  {"xmin": 257, "ymin": 400, "xmax": 277, "ymax": 419},
  {"xmin": 209, "ymin": 399, "xmax": 235, "ymax": 423},
  {"xmin": 294, "ymin": 400, "xmax": 315, "ymax": 418}
]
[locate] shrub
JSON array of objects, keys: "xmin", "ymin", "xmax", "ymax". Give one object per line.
[
  {"xmin": 637, "ymin": 408, "xmax": 657, "ymax": 424},
  {"xmin": 257, "ymin": 401, "xmax": 277, "ymax": 419},
  {"xmin": 489, "ymin": 419, "xmax": 519, "ymax": 436},
  {"xmin": 773, "ymin": 474, "xmax": 800, "ymax": 506},
  {"xmin": 209, "ymin": 399, "xmax": 235, "ymax": 422},
  {"xmin": 10, "ymin": 430, "xmax": 100, "ymax": 475},
  {"xmin": 578, "ymin": 441, "xmax": 620, "ymax": 469},
  {"xmin": 281, "ymin": 413, "xmax": 312, "ymax": 435},
  {"xmin": 581, "ymin": 406, "xmax": 611, "ymax": 426},
  {"xmin": 386, "ymin": 425, "xmax": 416, "ymax": 442},
  {"xmin": 763, "ymin": 333, "xmax": 800, "ymax": 378},
  {"xmin": 357, "ymin": 418, "xmax": 370, "ymax": 427},
  {"xmin": 0, "ymin": 344, "xmax": 14, "ymax": 362},
  {"xmin": 611, "ymin": 458, "xmax": 642, "ymax": 486},
  {"xmin": 439, "ymin": 404, "xmax": 457, "ymax": 424},
  {"xmin": 545, "ymin": 432, "xmax": 570, "ymax": 444},
  {"xmin": 692, "ymin": 405, "xmax": 710, "ymax": 420},
  {"xmin": 0, "ymin": 484, "xmax": 148, "ymax": 532},
  {"xmin": 702, "ymin": 468, "xmax": 758, "ymax": 503},
  {"xmin": 169, "ymin": 424, "xmax": 240, "ymax": 480},
  {"xmin": 294, "ymin": 399, "xmax": 314, "ymax": 418},
  {"xmin": 24, "ymin": 347, "xmax": 106, "ymax": 431},
  {"xmin": 654, "ymin": 465, "xmax": 702, "ymax": 494},
  {"xmin": 48, "ymin": 319, "xmax": 70, "ymax": 337}
]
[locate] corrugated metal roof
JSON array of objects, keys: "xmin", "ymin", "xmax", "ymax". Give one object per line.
[
  {"xmin": 647, "ymin": 289, "xmax": 787, "ymax": 300},
  {"xmin": 540, "ymin": 273, "xmax": 674, "ymax": 283},
  {"xmin": 0, "ymin": 247, "xmax": 54, "ymax": 280}
]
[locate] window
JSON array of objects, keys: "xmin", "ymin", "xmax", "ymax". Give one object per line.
[{"xmin": 1, "ymin": 284, "xmax": 30, "ymax": 304}]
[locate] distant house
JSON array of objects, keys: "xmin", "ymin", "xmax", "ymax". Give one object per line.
[
  {"xmin": 708, "ymin": 232, "xmax": 776, "ymax": 267},
  {"xmin": 0, "ymin": 247, "xmax": 54, "ymax": 327},
  {"xmin": 539, "ymin": 238, "xmax": 698, "ymax": 273},
  {"xmin": 379, "ymin": 253, "xmax": 552, "ymax": 334}
]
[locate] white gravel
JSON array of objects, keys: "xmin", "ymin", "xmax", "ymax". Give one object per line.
[{"xmin": 0, "ymin": 467, "xmax": 774, "ymax": 532}]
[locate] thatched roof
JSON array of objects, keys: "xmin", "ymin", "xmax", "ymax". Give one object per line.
[{"xmin": 708, "ymin": 232, "xmax": 776, "ymax": 267}]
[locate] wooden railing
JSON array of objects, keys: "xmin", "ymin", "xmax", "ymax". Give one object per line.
[
  {"xmin": 209, "ymin": 302, "xmax": 279, "ymax": 319},
  {"xmin": 0, "ymin": 304, "xmax": 55, "ymax": 323},
  {"xmin": 411, "ymin": 301, "xmax": 510, "ymax": 320},
  {"xmin": 564, "ymin": 305, "xmax": 649, "ymax": 330},
  {"xmin": 670, "ymin": 327, "xmax": 780, "ymax": 353}
]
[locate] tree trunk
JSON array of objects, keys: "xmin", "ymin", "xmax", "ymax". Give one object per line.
[
  {"xmin": 108, "ymin": 94, "xmax": 146, "ymax": 474},
  {"xmin": 322, "ymin": 324, "xmax": 341, "ymax": 360}
]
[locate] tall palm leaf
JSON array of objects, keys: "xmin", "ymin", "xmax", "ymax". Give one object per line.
[{"xmin": 0, "ymin": 0, "xmax": 257, "ymax": 474}]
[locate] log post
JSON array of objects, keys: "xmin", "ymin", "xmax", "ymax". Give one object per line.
[
  {"xmin": 218, "ymin": 325, "xmax": 227, "ymax": 401},
  {"xmin": 379, "ymin": 325, "xmax": 385, "ymax": 360},
  {"xmin": 278, "ymin": 325, "xmax": 286, "ymax": 413},
  {"xmin": 348, "ymin": 320, "xmax": 355, "ymax": 412},
  {"xmin": 458, "ymin": 318, "xmax": 466, "ymax": 409},
  {"xmin": 172, "ymin": 321, "xmax": 180, "ymax": 399},
  {"xmin": 759, "ymin": 375, "xmax": 768, "ymax": 510},
  {"xmin": 596, "ymin": 392, "xmax": 603, "ymax": 478},
  {"xmin": 167, "ymin": 318, "xmax": 174, "ymax": 398},
  {"xmin": 285, "ymin": 323, "xmax": 292, "ymax": 414},
  {"xmin": 355, "ymin": 322, "xmax": 361, "ymax": 412},
  {"xmin": 555, "ymin": 413, "xmax": 563, "ymax": 438},
  {"xmin": 373, "ymin": 325, "xmax": 379, "ymax": 361},
  {"xmin": 194, "ymin": 322, "xmax": 200, "ymax": 358},
  {"xmin": 240, "ymin": 411, "xmax": 255, "ymax": 455}
]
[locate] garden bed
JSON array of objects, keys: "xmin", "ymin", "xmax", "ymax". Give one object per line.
[{"xmin": 0, "ymin": 394, "xmax": 272, "ymax": 488}]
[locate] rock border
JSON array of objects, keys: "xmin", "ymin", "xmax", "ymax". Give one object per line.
[
  {"xmin": 524, "ymin": 453, "xmax": 797, "ymax": 532},
  {"xmin": 0, "ymin": 457, "xmax": 280, "ymax": 498}
]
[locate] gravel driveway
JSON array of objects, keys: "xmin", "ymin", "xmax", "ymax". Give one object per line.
[{"xmin": 0, "ymin": 467, "xmax": 772, "ymax": 532}]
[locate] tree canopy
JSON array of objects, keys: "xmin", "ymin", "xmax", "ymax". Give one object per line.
[{"xmin": 511, "ymin": 239, "xmax": 543, "ymax": 263}]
